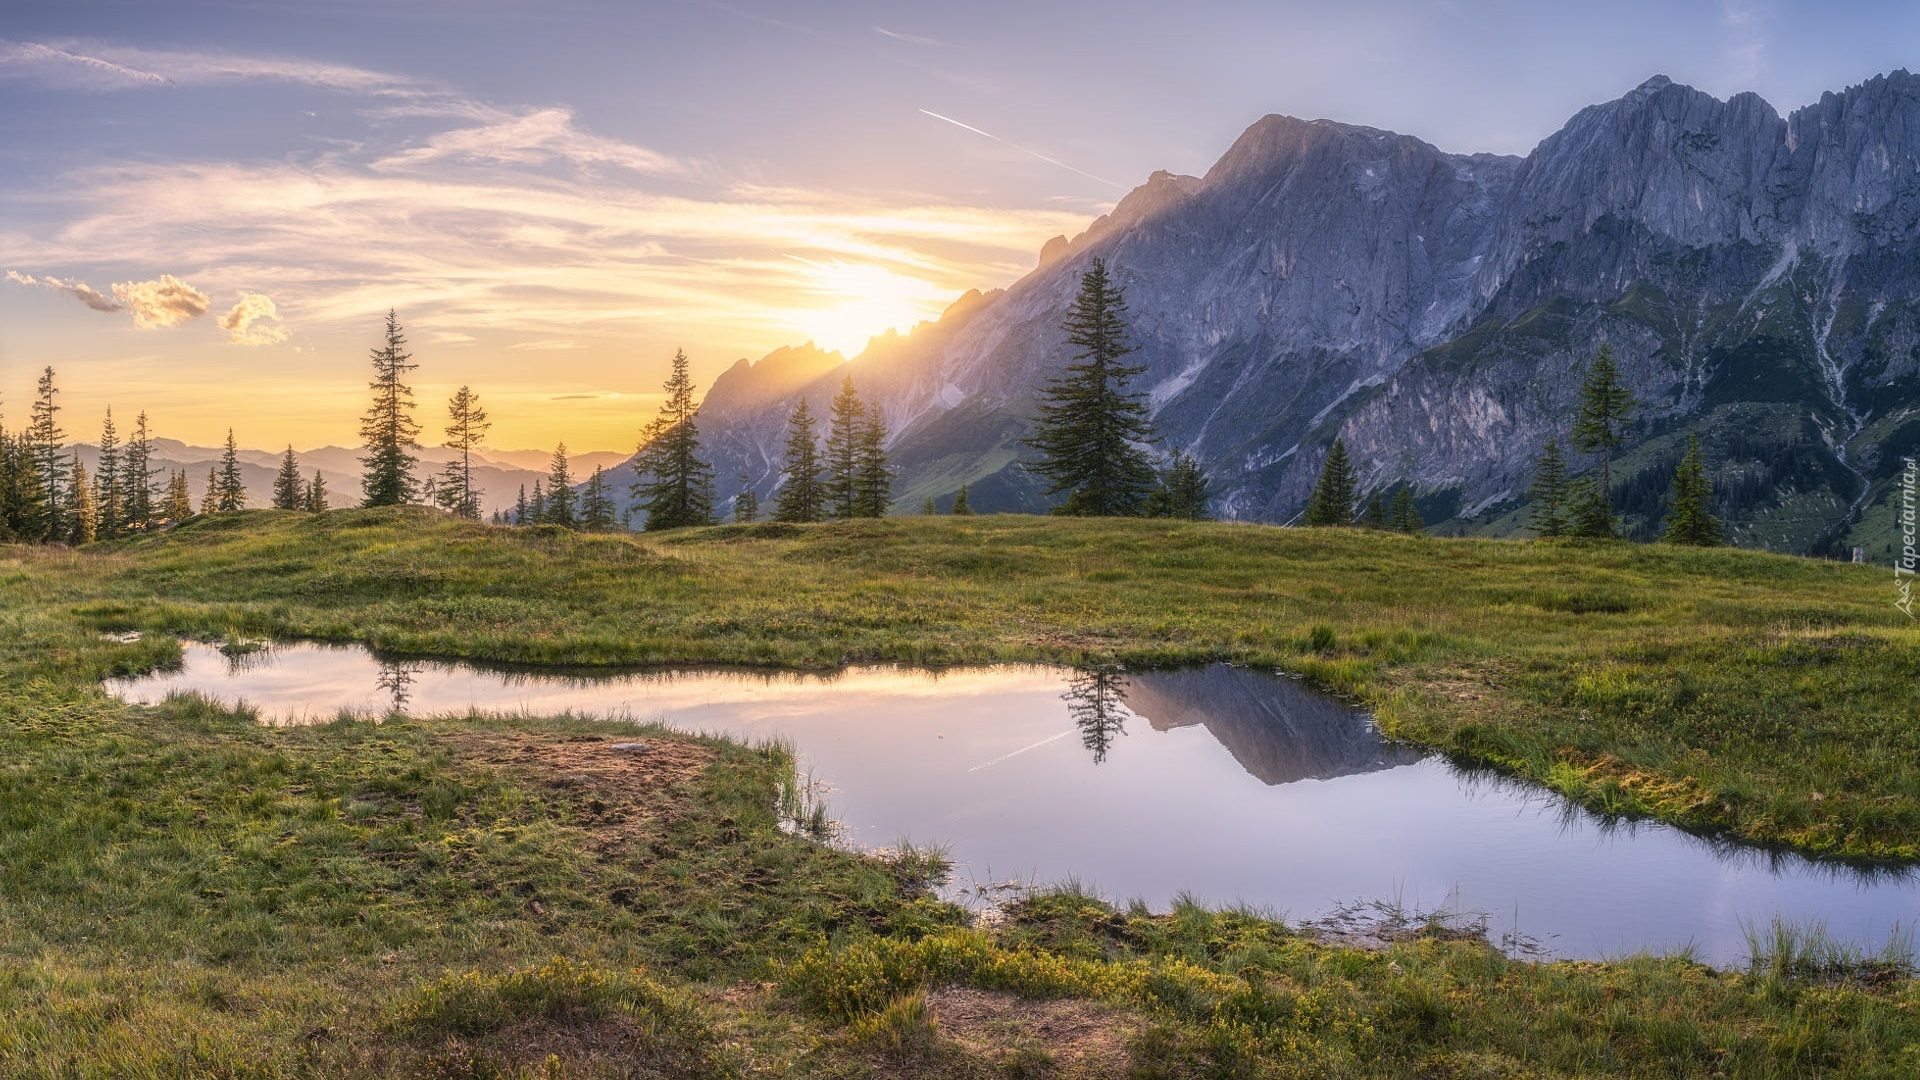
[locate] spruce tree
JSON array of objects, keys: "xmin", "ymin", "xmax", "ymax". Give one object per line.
[
  {"xmin": 771, "ymin": 398, "xmax": 826, "ymax": 523},
  {"xmin": 200, "ymin": 466, "xmax": 220, "ymax": 515},
  {"xmin": 359, "ymin": 309, "xmax": 421, "ymax": 506},
  {"xmin": 440, "ymin": 385, "xmax": 490, "ymax": 519},
  {"xmin": 216, "ymin": 430, "xmax": 247, "ymax": 511},
  {"xmin": 0, "ymin": 429, "xmax": 48, "ymax": 541},
  {"xmin": 825, "ymin": 376, "xmax": 863, "ymax": 520},
  {"xmin": 1570, "ymin": 344, "xmax": 1634, "ymax": 538},
  {"xmin": 1026, "ymin": 258, "xmax": 1157, "ymax": 516},
  {"xmin": 1661, "ymin": 434, "xmax": 1724, "ymax": 546},
  {"xmin": 513, "ymin": 484, "xmax": 529, "ymax": 525},
  {"xmin": 306, "ymin": 470, "xmax": 330, "ymax": 512},
  {"xmin": 950, "ymin": 484, "xmax": 973, "ymax": 515},
  {"xmin": 124, "ymin": 412, "xmax": 157, "ymax": 532},
  {"xmin": 1302, "ymin": 439, "xmax": 1357, "ymax": 526},
  {"xmin": 1528, "ymin": 438, "xmax": 1571, "ymax": 538},
  {"xmin": 580, "ymin": 466, "xmax": 618, "ymax": 532},
  {"xmin": 853, "ymin": 405, "xmax": 892, "ymax": 518},
  {"xmin": 734, "ymin": 477, "xmax": 759, "ymax": 523},
  {"xmin": 68, "ymin": 452, "xmax": 96, "ymax": 544},
  {"xmin": 920, "ymin": 496, "xmax": 935, "ymax": 515},
  {"xmin": 1362, "ymin": 491, "xmax": 1389, "ymax": 529},
  {"xmin": 95, "ymin": 408, "xmax": 122, "ymax": 540},
  {"xmin": 542, "ymin": 444, "xmax": 576, "ymax": 528},
  {"xmin": 1570, "ymin": 477, "xmax": 1616, "ymax": 539},
  {"xmin": 1389, "ymin": 486, "xmax": 1423, "ymax": 534},
  {"xmin": 633, "ymin": 349, "xmax": 718, "ymax": 531},
  {"xmin": 30, "ymin": 367, "xmax": 66, "ymax": 540},
  {"xmin": 165, "ymin": 468, "xmax": 193, "ymax": 521},
  {"xmin": 273, "ymin": 446, "xmax": 305, "ymax": 509},
  {"xmin": 1145, "ymin": 452, "xmax": 1210, "ymax": 519},
  {"xmin": 529, "ymin": 479, "xmax": 546, "ymax": 523}
]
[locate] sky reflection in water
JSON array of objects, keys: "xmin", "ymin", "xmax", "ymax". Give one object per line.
[{"xmin": 108, "ymin": 641, "xmax": 1920, "ymax": 965}]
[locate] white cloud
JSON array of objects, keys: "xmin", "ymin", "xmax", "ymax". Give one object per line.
[
  {"xmin": 374, "ymin": 106, "xmax": 694, "ymax": 179},
  {"xmin": 6, "ymin": 268, "xmax": 123, "ymax": 311},
  {"xmin": 111, "ymin": 274, "xmax": 210, "ymax": 329},
  {"xmin": 217, "ymin": 292, "xmax": 290, "ymax": 345},
  {"xmin": 0, "ymin": 38, "xmax": 428, "ymax": 96}
]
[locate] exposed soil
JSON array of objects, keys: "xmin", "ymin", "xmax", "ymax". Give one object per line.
[{"xmin": 926, "ymin": 986, "xmax": 1136, "ymax": 1076}]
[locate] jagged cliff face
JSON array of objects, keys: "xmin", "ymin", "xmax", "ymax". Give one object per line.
[{"xmin": 678, "ymin": 72, "xmax": 1920, "ymax": 555}]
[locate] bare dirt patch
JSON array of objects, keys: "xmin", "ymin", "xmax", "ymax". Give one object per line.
[
  {"xmin": 449, "ymin": 730, "xmax": 717, "ymax": 859},
  {"xmin": 926, "ymin": 986, "xmax": 1136, "ymax": 1076}
]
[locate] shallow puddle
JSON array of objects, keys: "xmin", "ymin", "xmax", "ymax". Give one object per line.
[{"xmin": 108, "ymin": 641, "xmax": 1919, "ymax": 964}]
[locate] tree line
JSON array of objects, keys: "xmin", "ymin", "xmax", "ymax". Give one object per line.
[{"xmin": 1, "ymin": 274, "xmax": 1721, "ymax": 546}]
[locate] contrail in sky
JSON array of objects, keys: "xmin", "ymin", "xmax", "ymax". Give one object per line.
[{"xmin": 918, "ymin": 109, "xmax": 1124, "ymax": 190}]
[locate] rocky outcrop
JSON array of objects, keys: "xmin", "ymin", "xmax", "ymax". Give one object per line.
[{"xmin": 673, "ymin": 72, "xmax": 1920, "ymax": 554}]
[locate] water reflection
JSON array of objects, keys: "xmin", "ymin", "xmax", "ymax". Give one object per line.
[
  {"xmin": 1123, "ymin": 666, "xmax": 1423, "ymax": 784},
  {"xmin": 104, "ymin": 641, "xmax": 1920, "ymax": 963},
  {"xmin": 1064, "ymin": 666, "xmax": 1130, "ymax": 764}
]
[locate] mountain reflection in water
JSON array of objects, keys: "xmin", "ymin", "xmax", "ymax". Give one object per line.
[{"xmin": 106, "ymin": 641, "xmax": 1920, "ymax": 964}]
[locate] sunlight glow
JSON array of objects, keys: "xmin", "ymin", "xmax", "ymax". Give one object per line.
[{"xmin": 784, "ymin": 257, "xmax": 952, "ymax": 358}]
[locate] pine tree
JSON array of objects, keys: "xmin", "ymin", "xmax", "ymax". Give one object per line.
[
  {"xmin": 542, "ymin": 445, "xmax": 576, "ymax": 528},
  {"xmin": 124, "ymin": 412, "xmax": 157, "ymax": 532},
  {"xmin": 734, "ymin": 478, "xmax": 759, "ymax": 523},
  {"xmin": 30, "ymin": 367, "xmax": 66, "ymax": 540},
  {"xmin": 1527, "ymin": 438, "xmax": 1571, "ymax": 539},
  {"xmin": 1026, "ymin": 258, "xmax": 1157, "ymax": 516},
  {"xmin": 95, "ymin": 408, "xmax": 122, "ymax": 540},
  {"xmin": 273, "ymin": 446, "xmax": 305, "ymax": 509},
  {"xmin": 165, "ymin": 468, "xmax": 193, "ymax": 521},
  {"xmin": 825, "ymin": 376, "xmax": 863, "ymax": 520},
  {"xmin": 580, "ymin": 466, "xmax": 618, "ymax": 532},
  {"xmin": 529, "ymin": 479, "xmax": 546, "ymax": 524},
  {"xmin": 200, "ymin": 466, "xmax": 220, "ymax": 515},
  {"xmin": 633, "ymin": 349, "xmax": 718, "ymax": 531},
  {"xmin": 950, "ymin": 484, "xmax": 973, "ymax": 515},
  {"xmin": 1389, "ymin": 486, "xmax": 1423, "ymax": 533},
  {"xmin": 1303, "ymin": 439, "xmax": 1357, "ymax": 526},
  {"xmin": 1362, "ymin": 491, "xmax": 1389, "ymax": 529},
  {"xmin": 853, "ymin": 405, "xmax": 892, "ymax": 518},
  {"xmin": 215, "ymin": 430, "xmax": 247, "ymax": 511},
  {"xmin": 359, "ymin": 309, "xmax": 421, "ymax": 507},
  {"xmin": 1570, "ymin": 344, "xmax": 1635, "ymax": 539},
  {"xmin": 1145, "ymin": 452, "xmax": 1210, "ymax": 519},
  {"xmin": 68, "ymin": 452, "xmax": 96, "ymax": 544},
  {"xmin": 0, "ymin": 429, "xmax": 48, "ymax": 541},
  {"xmin": 440, "ymin": 385, "xmax": 490, "ymax": 519},
  {"xmin": 513, "ymin": 484, "xmax": 529, "ymax": 525},
  {"xmin": 771, "ymin": 398, "xmax": 826, "ymax": 523},
  {"xmin": 305, "ymin": 470, "xmax": 330, "ymax": 512},
  {"xmin": 1661, "ymin": 434, "xmax": 1724, "ymax": 546}
]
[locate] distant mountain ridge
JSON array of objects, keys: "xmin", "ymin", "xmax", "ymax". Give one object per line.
[
  {"xmin": 682, "ymin": 71, "xmax": 1920, "ymax": 557},
  {"xmin": 67, "ymin": 440, "xmax": 629, "ymax": 516}
]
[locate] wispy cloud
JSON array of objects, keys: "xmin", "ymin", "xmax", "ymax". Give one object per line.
[
  {"xmin": 374, "ymin": 106, "xmax": 695, "ymax": 179},
  {"xmin": 111, "ymin": 274, "xmax": 210, "ymax": 329},
  {"xmin": 0, "ymin": 38, "xmax": 429, "ymax": 95},
  {"xmin": 6, "ymin": 268, "xmax": 123, "ymax": 311},
  {"xmin": 218, "ymin": 292, "xmax": 290, "ymax": 345},
  {"xmin": 874, "ymin": 27, "xmax": 950, "ymax": 48},
  {"xmin": 1718, "ymin": 1, "xmax": 1769, "ymax": 85}
]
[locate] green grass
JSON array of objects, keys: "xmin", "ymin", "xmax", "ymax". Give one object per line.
[
  {"xmin": 57, "ymin": 505, "xmax": 1920, "ymax": 859},
  {"xmin": 0, "ymin": 507, "xmax": 1914, "ymax": 1076}
]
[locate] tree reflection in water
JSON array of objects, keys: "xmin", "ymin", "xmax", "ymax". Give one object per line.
[
  {"xmin": 1064, "ymin": 665, "xmax": 1131, "ymax": 763},
  {"xmin": 375, "ymin": 661, "xmax": 420, "ymax": 713}
]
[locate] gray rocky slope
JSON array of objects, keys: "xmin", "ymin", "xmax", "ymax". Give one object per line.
[{"xmin": 629, "ymin": 73, "xmax": 1920, "ymax": 556}]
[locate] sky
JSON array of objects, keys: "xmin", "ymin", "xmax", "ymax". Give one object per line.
[{"xmin": 1, "ymin": 0, "xmax": 1915, "ymax": 452}]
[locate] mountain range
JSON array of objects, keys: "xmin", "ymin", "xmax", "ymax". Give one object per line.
[
  {"xmin": 661, "ymin": 71, "xmax": 1920, "ymax": 559},
  {"xmin": 65, "ymin": 439, "xmax": 631, "ymax": 518}
]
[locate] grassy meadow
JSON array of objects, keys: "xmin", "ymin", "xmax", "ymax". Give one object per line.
[{"xmin": 0, "ymin": 507, "xmax": 1916, "ymax": 1076}]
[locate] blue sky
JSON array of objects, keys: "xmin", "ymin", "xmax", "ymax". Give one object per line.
[{"xmin": 1, "ymin": 0, "xmax": 1913, "ymax": 449}]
